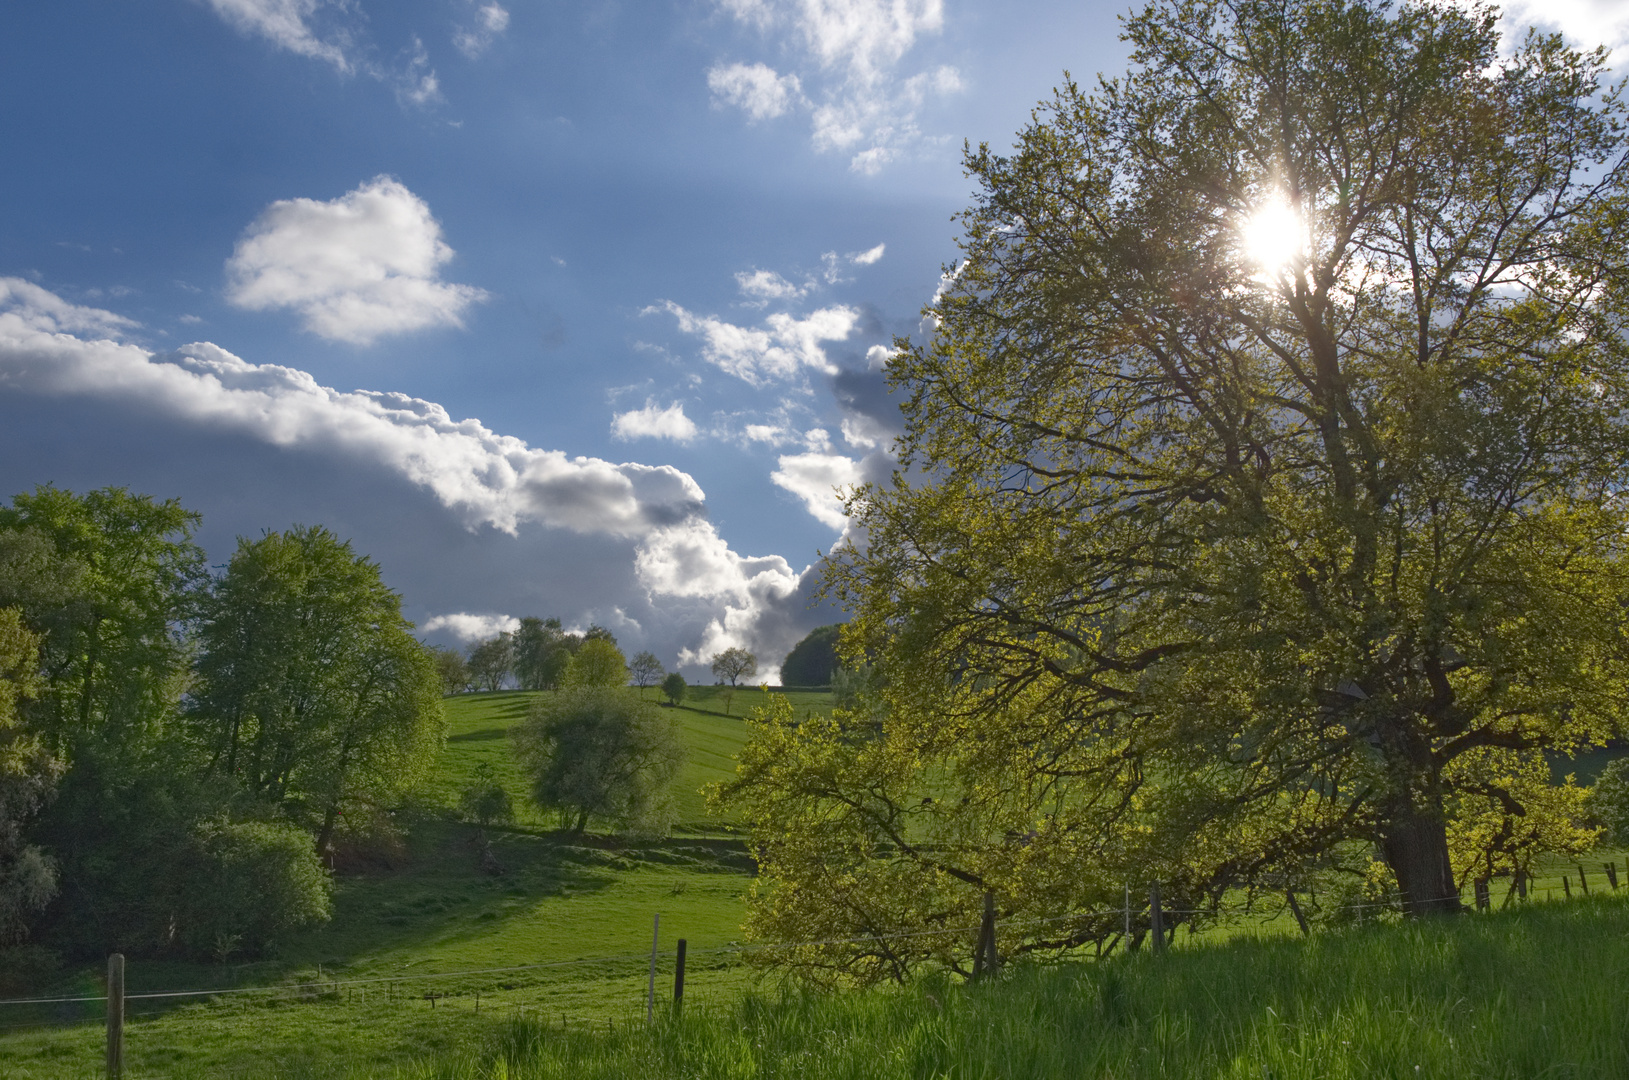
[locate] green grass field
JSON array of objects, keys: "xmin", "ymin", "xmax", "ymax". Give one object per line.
[
  {"xmin": 4, "ymin": 687, "xmax": 1628, "ymax": 1078},
  {"xmin": 16, "ymin": 892, "xmax": 1629, "ymax": 1079},
  {"xmin": 0, "ymin": 687, "xmax": 812, "ymax": 1078}
]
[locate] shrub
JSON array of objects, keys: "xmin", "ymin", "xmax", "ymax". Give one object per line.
[
  {"xmin": 459, "ymin": 762, "xmax": 515, "ymax": 827},
  {"xmin": 178, "ymin": 818, "xmax": 332, "ymax": 960},
  {"xmin": 1590, "ymin": 757, "xmax": 1629, "ymax": 846}
]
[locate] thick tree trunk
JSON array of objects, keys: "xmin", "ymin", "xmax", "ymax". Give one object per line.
[
  {"xmin": 315, "ymin": 800, "xmax": 341, "ymax": 856},
  {"xmin": 1379, "ymin": 791, "xmax": 1460, "ymax": 917}
]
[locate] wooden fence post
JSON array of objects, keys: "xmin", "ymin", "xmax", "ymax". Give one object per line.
[
  {"xmin": 1474, "ymin": 878, "xmax": 1490, "ymax": 911},
  {"xmin": 1563, "ymin": 874, "xmax": 1572, "ymax": 898},
  {"xmin": 1606, "ymin": 862, "xmax": 1619, "ymax": 890},
  {"xmin": 1516, "ymin": 871, "xmax": 1527, "ymax": 900},
  {"xmin": 106, "ymin": 953, "xmax": 124, "ymax": 1080},
  {"xmin": 1577, "ymin": 865, "xmax": 1590, "ymax": 895},
  {"xmin": 673, "ymin": 939, "xmax": 687, "ymax": 1013},
  {"xmin": 646, "ymin": 914, "xmax": 659, "ymax": 1023},
  {"xmin": 1150, "ymin": 882, "xmax": 1165, "ymax": 954}
]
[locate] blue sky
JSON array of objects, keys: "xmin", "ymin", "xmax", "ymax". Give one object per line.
[{"xmin": 2, "ymin": 0, "xmax": 1623, "ymax": 680}]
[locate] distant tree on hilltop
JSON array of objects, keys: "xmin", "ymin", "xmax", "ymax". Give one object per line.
[
  {"xmin": 710, "ymin": 647, "xmax": 756, "ymax": 687},
  {"xmin": 629, "ymin": 651, "xmax": 665, "ymax": 691}
]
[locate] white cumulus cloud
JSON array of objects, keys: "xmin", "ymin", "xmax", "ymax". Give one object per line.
[
  {"xmin": 1494, "ymin": 0, "xmax": 1629, "ymax": 62},
  {"xmin": 708, "ymin": 62, "xmax": 804, "ymax": 120},
  {"xmin": 421, "ymin": 612, "xmax": 520, "ymax": 642},
  {"xmin": 201, "ymin": 0, "xmax": 352, "ymax": 70},
  {"xmin": 849, "ymin": 242, "xmax": 885, "ymax": 265},
  {"xmin": 454, "ymin": 2, "xmax": 511, "ymax": 58},
  {"xmin": 612, "ymin": 400, "xmax": 700, "ymax": 442},
  {"xmin": 635, "ymin": 518, "xmax": 804, "ymax": 676},
  {"xmin": 225, "ymin": 176, "xmax": 488, "ymax": 346},
  {"xmin": 0, "ymin": 279, "xmax": 840, "ymax": 684},
  {"xmin": 735, "ymin": 268, "xmax": 806, "ymax": 302},
  {"xmin": 652, "ymin": 301, "xmax": 858, "ymax": 385},
  {"xmin": 710, "ymin": 0, "xmax": 959, "ymax": 170},
  {"xmin": 0, "ymin": 278, "xmax": 697, "ymax": 536},
  {"xmin": 771, "ymin": 450, "xmax": 865, "ymax": 529}
]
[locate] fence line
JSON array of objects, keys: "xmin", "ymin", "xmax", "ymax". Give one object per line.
[{"xmin": 0, "ymin": 883, "xmax": 1522, "ymax": 1013}]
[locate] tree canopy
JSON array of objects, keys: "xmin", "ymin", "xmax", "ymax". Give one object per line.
[
  {"xmin": 513, "ymin": 687, "xmax": 684, "ymax": 835},
  {"xmin": 723, "ymin": 0, "xmax": 1629, "ymax": 981},
  {"xmin": 629, "ymin": 651, "xmax": 666, "ymax": 690},
  {"xmin": 191, "ymin": 526, "xmax": 444, "ymax": 853},
  {"xmin": 711, "ymin": 647, "xmax": 757, "ymax": 687},
  {"xmin": 566, "ymin": 638, "xmax": 630, "ymax": 689},
  {"xmin": 781, "ymin": 625, "xmax": 842, "ymax": 687},
  {"xmin": 0, "ymin": 608, "xmax": 57, "ymax": 944},
  {"xmin": 0, "ymin": 489, "xmax": 338, "ymax": 960},
  {"xmin": 467, "ymin": 634, "xmax": 514, "ymax": 692},
  {"xmin": 512, "ymin": 617, "xmax": 574, "ymax": 691}
]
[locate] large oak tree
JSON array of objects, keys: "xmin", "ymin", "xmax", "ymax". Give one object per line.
[{"xmin": 723, "ymin": 0, "xmax": 1629, "ymax": 981}]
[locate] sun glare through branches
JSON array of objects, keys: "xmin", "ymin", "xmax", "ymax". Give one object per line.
[{"xmin": 1240, "ymin": 198, "xmax": 1305, "ymax": 275}]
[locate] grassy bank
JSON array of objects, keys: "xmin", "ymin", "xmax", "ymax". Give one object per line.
[{"xmin": 375, "ymin": 893, "xmax": 1629, "ymax": 1078}]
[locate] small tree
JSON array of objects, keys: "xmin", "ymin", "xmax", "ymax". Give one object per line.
[
  {"xmin": 431, "ymin": 646, "xmax": 470, "ymax": 696},
  {"xmin": 466, "ymin": 633, "xmax": 513, "ymax": 692},
  {"xmin": 512, "ymin": 688, "xmax": 685, "ymax": 835},
  {"xmin": 710, "ymin": 647, "xmax": 757, "ymax": 687},
  {"xmin": 629, "ymin": 651, "xmax": 665, "ymax": 692},
  {"xmin": 512, "ymin": 617, "xmax": 574, "ymax": 691},
  {"xmin": 565, "ymin": 638, "xmax": 628, "ymax": 688},
  {"xmin": 459, "ymin": 762, "xmax": 515, "ymax": 827},
  {"xmin": 661, "ymin": 672, "xmax": 687, "ymax": 707}
]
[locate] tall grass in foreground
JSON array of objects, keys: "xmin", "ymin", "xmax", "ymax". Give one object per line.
[{"xmin": 366, "ymin": 895, "xmax": 1629, "ymax": 1080}]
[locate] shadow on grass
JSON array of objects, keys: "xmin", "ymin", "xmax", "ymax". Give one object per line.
[{"xmin": 447, "ymin": 727, "xmax": 509, "ymax": 743}]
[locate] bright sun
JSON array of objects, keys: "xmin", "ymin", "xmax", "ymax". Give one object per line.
[{"xmin": 1241, "ymin": 200, "xmax": 1304, "ymax": 272}]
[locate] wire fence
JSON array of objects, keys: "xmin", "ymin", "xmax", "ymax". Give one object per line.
[{"xmin": 1, "ymin": 863, "xmax": 1612, "ymax": 1036}]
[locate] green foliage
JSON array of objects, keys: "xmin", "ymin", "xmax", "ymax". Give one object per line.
[
  {"xmin": 780, "ymin": 625, "xmax": 841, "ymax": 687},
  {"xmin": 0, "ymin": 485, "xmax": 203, "ymax": 751},
  {"xmin": 0, "ymin": 607, "xmax": 57, "ymax": 944},
  {"xmin": 467, "ymin": 634, "xmax": 514, "ymax": 692},
  {"xmin": 512, "ymin": 617, "xmax": 573, "ymax": 691},
  {"xmin": 431, "ymin": 646, "xmax": 471, "ymax": 696},
  {"xmin": 0, "ymin": 487, "xmax": 209, "ymax": 954},
  {"xmin": 179, "ymin": 817, "xmax": 332, "ymax": 959},
  {"xmin": 709, "ymin": 647, "xmax": 756, "ymax": 687},
  {"xmin": 828, "ymin": 664, "xmax": 873, "ymax": 712},
  {"xmin": 1447, "ymin": 748, "xmax": 1597, "ymax": 887},
  {"xmin": 1589, "ymin": 758, "xmax": 1629, "ymax": 847},
  {"xmin": 459, "ymin": 761, "xmax": 514, "ymax": 827},
  {"xmin": 565, "ymin": 638, "xmax": 629, "ymax": 689},
  {"xmin": 661, "ymin": 672, "xmax": 687, "ymax": 707},
  {"xmin": 731, "ymin": 0, "xmax": 1629, "ymax": 977},
  {"xmin": 190, "ymin": 525, "xmax": 445, "ymax": 852},
  {"xmin": 514, "ymin": 688, "xmax": 684, "ymax": 835}
]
